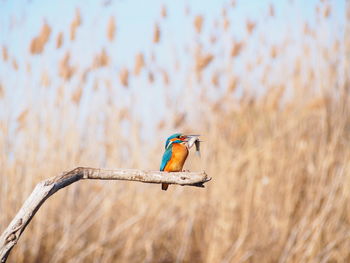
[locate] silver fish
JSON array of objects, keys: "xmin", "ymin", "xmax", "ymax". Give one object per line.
[{"xmin": 195, "ymin": 139, "xmax": 201, "ymax": 156}]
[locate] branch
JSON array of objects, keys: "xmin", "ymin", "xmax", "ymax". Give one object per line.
[{"xmin": 0, "ymin": 167, "xmax": 211, "ymax": 263}]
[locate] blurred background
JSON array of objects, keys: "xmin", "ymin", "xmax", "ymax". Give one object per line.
[{"xmin": 1, "ymin": 0, "xmax": 349, "ymax": 262}]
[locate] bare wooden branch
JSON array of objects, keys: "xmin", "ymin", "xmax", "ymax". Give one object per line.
[{"xmin": 0, "ymin": 167, "xmax": 211, "ymax": 263}]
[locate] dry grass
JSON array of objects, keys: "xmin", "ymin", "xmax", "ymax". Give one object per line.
[
  {"xmin": 30, "ymin": 22, "xmax": 51, "ymax": 54},
  {"xmin": 153, "ymin": 23, "xmax": 161, "ymax": 44},
  {"xmin": 70, "ymin": 9, "xmax": 82, "ymax": 41},
  {"xmin": 1, "ymin": 1, "xmax": 349, "ymax": 262},
  {"xmin": 107, "ymin": 16, "xmax": 116, "ymax": 42},
  {"xmin": 194, "ymin": 15, "xmax": 203, "ymax": 34},
  {"xmin": 134, "ymin": 53, "xmax": 145, "ymax": 76}
]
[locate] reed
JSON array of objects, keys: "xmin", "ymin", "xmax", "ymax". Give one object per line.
[{"xmin": 0, "ymin": 0, "xmax": 348, "ymax": 262}]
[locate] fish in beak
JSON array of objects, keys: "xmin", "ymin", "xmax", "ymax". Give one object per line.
[{"xmin": 183, "ymin": 135, "xmax": 201, "ymax": 156}]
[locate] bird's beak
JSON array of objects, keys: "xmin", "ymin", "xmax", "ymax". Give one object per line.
[
  {"xmin": 183, "ymin": 135, "xmax": 199, "ymax": 141},
  {"xmin": 184, "ymin": 134, "xmax": 200, "ymax": 140}
]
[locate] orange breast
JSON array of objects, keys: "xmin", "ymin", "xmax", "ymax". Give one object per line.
[{"xmin": 164, "ymin": 143, "xmax": 188, "ymax": 172}]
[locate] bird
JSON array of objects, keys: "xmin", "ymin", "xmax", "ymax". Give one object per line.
[{"xmin": 160, "ymin": 133, "xmax": 200, "ymax": 191}]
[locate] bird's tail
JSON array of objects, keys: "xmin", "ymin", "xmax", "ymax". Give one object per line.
[{"xmin": 161, "ymin": 183, "xmax": 169, "ymax": 191}]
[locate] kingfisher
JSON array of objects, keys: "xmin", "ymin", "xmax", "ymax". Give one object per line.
[{"xmin": 160, "ymin": 133, "xmax": 200, "ymax": 191}]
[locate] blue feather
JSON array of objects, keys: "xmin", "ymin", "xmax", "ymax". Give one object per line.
[{"xmin": 160, "ymin": 145, "xmax": 173, "ymax": 171}]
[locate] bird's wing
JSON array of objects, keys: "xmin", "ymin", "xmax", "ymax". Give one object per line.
[{"xmin": 160, "ymin": 146, "xmax": 173, "ymax": 171}]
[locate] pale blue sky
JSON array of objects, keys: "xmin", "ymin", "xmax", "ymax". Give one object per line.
[{"xmin": 0, "ymin": 0, "xmax": 346, "ymax": 136}]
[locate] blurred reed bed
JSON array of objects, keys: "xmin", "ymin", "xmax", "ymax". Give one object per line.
[{"xmin": 1, "ymin": 1, "xmax": 350, "ymax": 262}]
